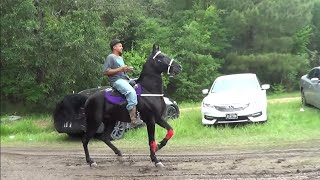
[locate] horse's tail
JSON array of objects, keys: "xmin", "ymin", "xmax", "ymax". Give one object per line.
[{"xmin": 53, "ymin": 94, "xmax": 88, "ymax": 134}]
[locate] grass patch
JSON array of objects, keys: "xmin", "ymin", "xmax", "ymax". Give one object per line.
[
  {"xmin": 121, "ymin": 99, "xmax": 320, "ymax": 147},
  {"xmin": 178, "ymin": 101, "xmax": 202, "ymax": 109},
  {"xmin": 1, "ymin": 99, "xmax": 319, "ymax": 149},
  {"xmin": 267, "ymin": 91, "xmax": 300, "ymax": 99},
  {"xmin": 0, "ymin": 115, "xmax": 61, "ymax": 142}
]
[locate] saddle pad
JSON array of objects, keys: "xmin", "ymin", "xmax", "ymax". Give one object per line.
[{"xmin": 105, "ymin": 84, "xmax": 142, "ymax": 105}]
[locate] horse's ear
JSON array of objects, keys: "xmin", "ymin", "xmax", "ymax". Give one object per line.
[
  {"xmin": 153, "ymin": 44, "xmax": 157, "ymax": 52},
  {"xmin": 153, "ymin": 44, "xmax": 160, "ymax": 52}
]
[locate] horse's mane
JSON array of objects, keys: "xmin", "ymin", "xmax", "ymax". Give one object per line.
[{"xmin": 137, "ymin": 53, "xmax": 159, "ymax": 83}]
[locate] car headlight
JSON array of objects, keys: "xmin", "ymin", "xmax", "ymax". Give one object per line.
[{"xmin": 202, "ymin": 102, "xmax": 215, "ymax": 108}]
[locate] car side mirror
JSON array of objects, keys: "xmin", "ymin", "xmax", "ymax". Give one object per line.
[
  {"xmin": 202, "ymin": 89, "xmax": 209, "ymax": 95},
  {"xmin": 311, "ymin": 78, "xmax": 320, "ymax": 83},
  {"xmin": 261, "ymin": 84, "xmax": 270, "ymax": 90}
]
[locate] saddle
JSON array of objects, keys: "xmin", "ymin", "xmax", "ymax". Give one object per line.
[{"xmin": 105, "ymin": 82, "xmax": 142, "ymax": 105}]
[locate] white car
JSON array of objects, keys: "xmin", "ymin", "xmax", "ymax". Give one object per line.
[{"xmin": 201, "ymin": 73, "xmax": 270, "ymax": 125}]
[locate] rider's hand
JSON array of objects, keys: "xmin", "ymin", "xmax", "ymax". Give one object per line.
[{"xmin": 120, "ymin": 66, "xmax": 133, "ymax": 72}]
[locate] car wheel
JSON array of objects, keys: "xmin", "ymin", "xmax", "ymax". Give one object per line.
[
  {"xmin": 301, "ymin": 90, "xmax": 308, "ymax": 106},
  {"xmin": 110, "ymin": 121, "xmax": 127, "ymax": 140},
  {"xmin": 164, "ymin": 105, "xmax": 179, "ymax": 120}
]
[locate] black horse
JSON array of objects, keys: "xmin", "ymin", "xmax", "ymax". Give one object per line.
[{"xmin": 82, "ymin": 45, "xmax": 182, "ymax": 167}]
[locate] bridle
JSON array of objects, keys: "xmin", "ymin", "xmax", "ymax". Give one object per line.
[
  {"xmin": 153, "ymin": 51, "xmax": 175, "ymax": 75},
  {"xmin": 135, "ymin": 50, "xmax": 176, "ymax": 97}
]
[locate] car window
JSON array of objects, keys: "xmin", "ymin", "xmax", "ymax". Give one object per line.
[
  {"xmin": 314, "ymin": 69, "xmax": 320, "ymax": 79},
  {"xmin": 307, "ymin": 69, "xmax": 316, "ymax": 79},
  {"xmin": 211, "ymin": 76, "xmax": 260, "ymax": 93}
]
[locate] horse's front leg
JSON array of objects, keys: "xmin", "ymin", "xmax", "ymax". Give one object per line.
[
  {"xmin": 146, "ymin": 122, "xmax": 164, "ymax": 167},
  {"xmin": 155, "ymin": 118, "xmax": 174, "ymax": 152}
]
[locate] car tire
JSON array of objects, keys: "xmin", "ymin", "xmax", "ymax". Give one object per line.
[
  {"xmin": 110, "ymin": 121, "xmax": 127, "ymax": 140},
  {"xmin": 301, "ymin": 90, "xmax": 308, "ymax": 106},
  {"xmin": 164, "ymin": 105, "xmax": 179, "ymax": 120}
]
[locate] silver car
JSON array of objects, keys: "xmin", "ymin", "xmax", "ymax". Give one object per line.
[{"xmin": 300, "ymin": 66, "xmax": 320, "ymax": 109}]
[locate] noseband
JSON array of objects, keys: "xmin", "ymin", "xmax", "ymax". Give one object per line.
[{"xmin": 153, "ymin": 51, "xmax": 175, "ymax": 75}]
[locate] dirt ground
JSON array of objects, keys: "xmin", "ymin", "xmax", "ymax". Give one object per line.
[{"xmin": 1, "ymin": 141, "xmax": 320, "ymax": 180}]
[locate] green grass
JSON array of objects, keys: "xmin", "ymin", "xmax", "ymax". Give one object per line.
[
  {"xmin": 122, "ymin": 99, "xmax": 320, "ymax": 147},
  {"xmin": 1, "ymin": 98, "xmax": 319, "ymax": 149},
  {"xmin": 0, "ymin": 115, "xmax": 63, "ymax": 142},
  {"xmin": 178, "ymin": 101, "xmax": 202, "ymax": 109},
  {"xmin": 267, "ymin": 91, "xmax": 300, "ymax": 99}
]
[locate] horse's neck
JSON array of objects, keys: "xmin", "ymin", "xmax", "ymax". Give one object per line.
[{"xmin": 138, "ymin": 70, "xmax": 163, "ymax": 94}]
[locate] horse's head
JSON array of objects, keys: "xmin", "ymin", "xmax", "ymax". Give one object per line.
[{"xmin": 150, "ymin": 44, "xmax": 182, "ymax": 76}]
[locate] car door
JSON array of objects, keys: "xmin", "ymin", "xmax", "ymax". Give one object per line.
[
  {"xmin": 312, "ymin": 69, "xmax": 320, "ymax": 108},
  {"xmin": 304, "ymin": 69, "xmax": 315, "ymax": 105}
]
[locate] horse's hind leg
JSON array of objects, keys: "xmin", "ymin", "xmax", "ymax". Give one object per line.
[
  {"xmin": 82, "ymin": 131, "xmax": 96, "ymax": 166},
  {"xmin": 97, "ymin": 121, "xmax": 123, "ymax": 162},
  {"xmin": 155, "ymin": 118, "xmax": 174, "ymax": 152},
  {"xmin": 82, "ymin": 91, "xmax": 105, "ymax": 167}
]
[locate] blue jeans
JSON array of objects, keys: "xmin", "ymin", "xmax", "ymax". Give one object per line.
[{"xmin": 113, "ymin": 79, "xmax": 137, "ymax": 111}]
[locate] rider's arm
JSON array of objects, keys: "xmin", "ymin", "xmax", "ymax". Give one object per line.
[
  {"xmin": 103, "ymin": 67, "xmax": 128, "ymax": 76},
  {"xmin": 103, "ymin": 55, "xmax": 133, "ymax": 76}
]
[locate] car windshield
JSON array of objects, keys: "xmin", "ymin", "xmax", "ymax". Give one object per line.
[{"xmin": 211, "ymin": 76, "xmax": 260, "ymax": 93}]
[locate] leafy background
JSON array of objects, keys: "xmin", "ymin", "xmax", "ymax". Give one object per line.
[{"xmin": 1, "ymin": 0, "xmax": 320, "ymax": 113}]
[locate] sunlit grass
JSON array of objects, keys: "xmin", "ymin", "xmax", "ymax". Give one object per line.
[
  {"xmin": 267, "ymin": 91, "xmax": 300, "ymax": 99},
  {"xmin": 122, "ymin": 99, "xmax": 320, "ymax": 147},
  {"xmin": 1, "ymin": 98, "xmax": 319, "ymax": 150}
]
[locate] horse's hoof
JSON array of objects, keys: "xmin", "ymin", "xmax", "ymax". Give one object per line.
[
  {"xmin": 117, "ymin": 156, "xmax": 125, "ymax": 163},
  {"xmin": 155, "ymin": 162, "xmax": 164, "ymax": 168},
  {"xmin": 90, "ymin": 162, "xmax": 98, "ymax": 167}
]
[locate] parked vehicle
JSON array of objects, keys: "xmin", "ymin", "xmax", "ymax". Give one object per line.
[
  {"xmin": 300, "ymin": 66, "xmax": 320, "ymax": 109},
  {"xmin": 54, "ymin": 86, "xmax": 179, "ymax": 140},
  {"xmin": 201, "ymin": 73, "xmax": 270, "ymax": 125}
]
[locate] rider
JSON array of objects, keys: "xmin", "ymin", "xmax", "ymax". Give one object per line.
[{"xmin": 103, "ymin": 39, "xmax": 138, "ymax": 125}]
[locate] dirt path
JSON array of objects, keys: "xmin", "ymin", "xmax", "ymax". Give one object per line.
[{"xmin": 1, "ymin": 143, "xmax": 319, "ymax": 180}]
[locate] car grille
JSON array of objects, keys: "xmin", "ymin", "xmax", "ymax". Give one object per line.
[
  {"xmin": 216, "ymin": 116, "xmax": 248, "ymax": 121},
  {"xmin": 204, "ymin": 115, "xmax": 248, "ymax": 121},
  {"xmin": 214, "ymin": 104, "xmax": 249, "ymax": 112}
]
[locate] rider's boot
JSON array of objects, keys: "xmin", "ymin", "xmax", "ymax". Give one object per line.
[{"xmin": 129, "ymin": 106, "xmax": 138, "ymax": 125}]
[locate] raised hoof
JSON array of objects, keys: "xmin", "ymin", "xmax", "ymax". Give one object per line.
[
  {"xmin": 90, "ymin": 162, "xmax": 98, "ymax": 167},
  {"xmin": 155, "ymin": 162, "xmax": 164, "ymax": 168},
  {"xmin": 117, "ymin": 156, "xmax": 125, "ymax": 163}
]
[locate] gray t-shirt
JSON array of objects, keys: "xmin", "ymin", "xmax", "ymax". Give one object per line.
[{"xmin": 103, "ymin": 54, "xmax": 130, "ymax": 85}]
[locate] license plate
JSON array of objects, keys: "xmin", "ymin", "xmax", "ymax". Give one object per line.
[{"xmin": 226, "ymin": 113, "xmax": 238, "ymax": 120}]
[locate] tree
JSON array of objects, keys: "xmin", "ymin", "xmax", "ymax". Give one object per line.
[{"xmin": 1, "ymin": 0, "xmax": 108, "ymax": 111}]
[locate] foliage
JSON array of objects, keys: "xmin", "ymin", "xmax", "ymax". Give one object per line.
[
  {"xmin": 271, "ymin": 84, "xmax": 286, "ymax": 94},
  {"xmin": 1, "ymin": 0, "xmax": 108, "ymax": 111},
  {"xmin": 1, "ymin": 0, "xmax": 320, "ymax": 113},
  {"xmin": 223, "ymin": 53, "xmax": 309, "ymax": 91}
]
